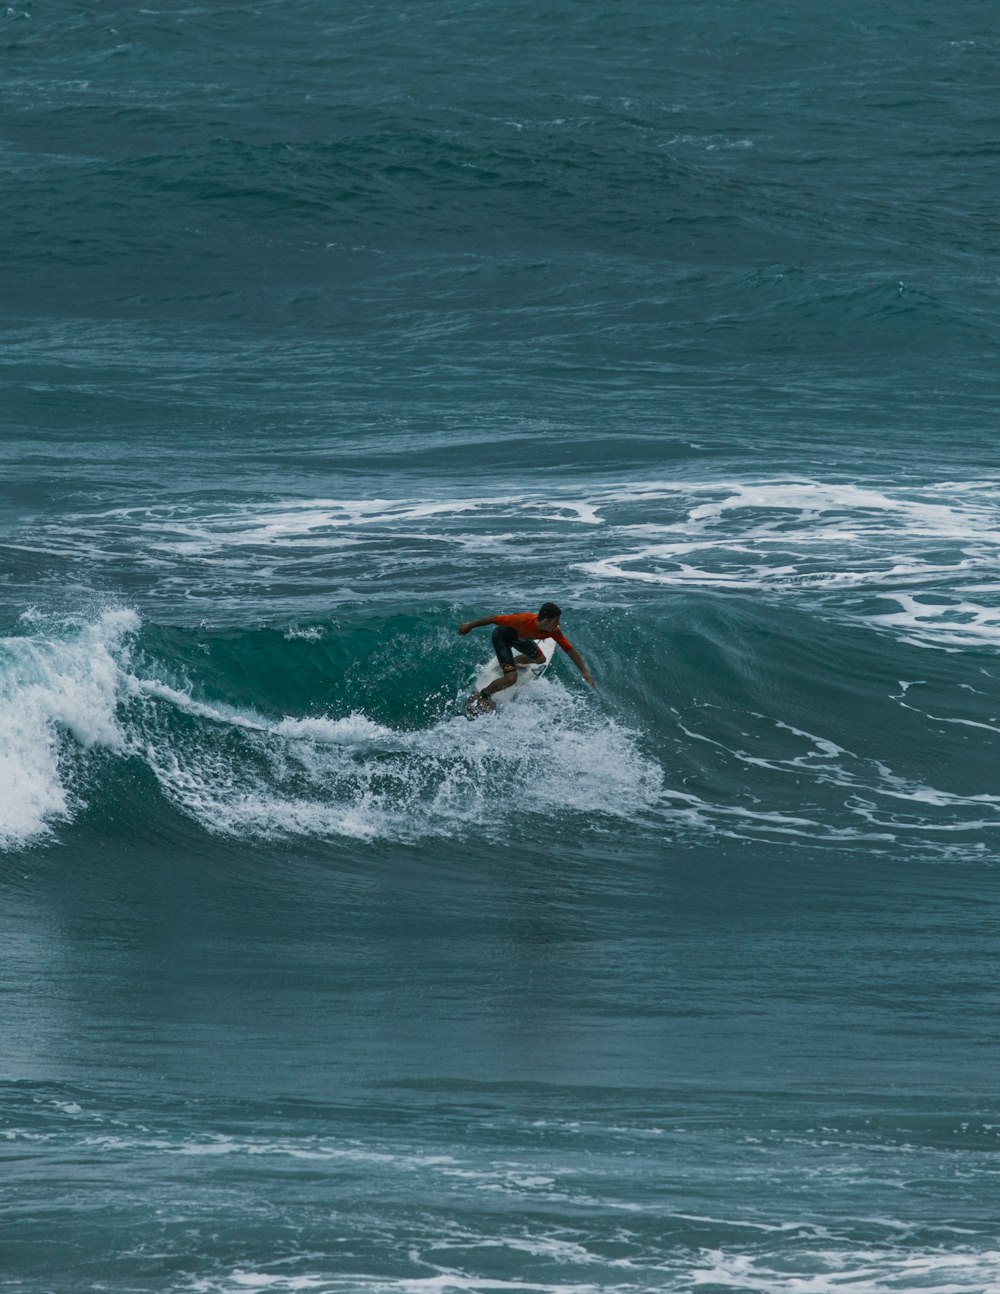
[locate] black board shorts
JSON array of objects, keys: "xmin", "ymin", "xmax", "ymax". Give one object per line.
[{"xmin": 492, "ymin": 624, "xmax": 545, "ymax": 673}]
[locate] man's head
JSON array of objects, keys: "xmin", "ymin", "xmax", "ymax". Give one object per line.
[{"xmin": 537, "ymin": 601, "xmax": 562, "ymax": 629}]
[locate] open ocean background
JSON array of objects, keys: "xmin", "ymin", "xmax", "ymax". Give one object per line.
[{"xmin": 5, "ymin": 2, "xmax": 1000, "ymax": 1290}]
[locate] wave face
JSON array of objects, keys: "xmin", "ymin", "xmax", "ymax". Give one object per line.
[
  {"xmin": 5, "ymin": 474, "xmax": 1000, "ymax": 862},
  {"xmin": 0, "ymin": 607, "xmax": 661, "ymax": 851}
]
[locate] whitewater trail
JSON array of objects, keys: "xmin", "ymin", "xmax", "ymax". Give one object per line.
[{"xmin": 0, "ymin": 608, "xmax": 662, "ymax": 850}]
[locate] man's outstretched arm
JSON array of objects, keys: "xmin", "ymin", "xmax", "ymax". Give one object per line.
[
  {"xmin": 566, "ymin": 645, "xmax": 595, "ymax": 688},
  {"xmin": 457, "ymin": 615, "xmax": 496, "ymax": 635}
]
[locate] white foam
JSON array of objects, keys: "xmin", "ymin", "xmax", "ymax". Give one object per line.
[
  {"xmin": 665, "ymin": 707, "xmax": 1000, "ymax": 847},
  {"xmin": 29, "ymin": 478, "xmax": 1000, "ymax": 653},
  {"xmin": 687, "ymin": 1245, "xmax": 1000, "ymax": 1293},
  {"xmin": 184, "ymin": 1244, "xmax": 1000, "ymax": 1294},
  {"xmin": 83, "ymin": 496, "xmax": 524, "ymax": 555},
  {"xmin": 130, "ymin": 678, "xmax": 392, "ymax": 747},
  {"xmin": 0, "ymin": 608, "xmax": 137, "ymax": 849},
  {"xmin": 222, "ymin": 1277, "xmax": 328, "ymax": 1292},
  {"xmin": 284, "ymin": 625, "xmax": 326, "ymax": 641},
  {"xmin": 132, "ymin": 676, "xmax": 663, "ymax": 846},
  {"xmin": 869, "ymin": 593, "xmax": 1000, "ymax": 650},
  {"xmin": 574, "ymin": 477, "xmax": 1000, "ymax": 650},
  {"xmin": 191, "ymin": 1277, "xmax": 602, "ymax": 1294}
]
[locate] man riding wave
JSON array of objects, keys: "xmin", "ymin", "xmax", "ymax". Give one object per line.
[{"xmin": 457, "ymin": 601, "xmax": 595, "ymax": 713}]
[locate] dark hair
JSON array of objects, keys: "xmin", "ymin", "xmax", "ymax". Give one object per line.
[{"xmin": 538, "ymin": 602, "xmax": 562, "ymax": 620}]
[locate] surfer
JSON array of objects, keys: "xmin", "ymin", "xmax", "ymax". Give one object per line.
[{"xmin": 457, "ymin": 601, "xmax": 595, "ymax": 713}]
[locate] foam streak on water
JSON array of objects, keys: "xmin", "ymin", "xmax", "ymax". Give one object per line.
[
  {"xmin": 11, "ymin": 477, "xmax": 1000, "ymax": 649},
  {"xmin": 7, "ymin": 1086, "xmax": 1000, "ymax": 1294}
]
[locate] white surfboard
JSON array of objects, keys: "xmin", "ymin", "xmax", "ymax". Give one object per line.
[{"xmin": 466, "ymin": 636, "xmax": 558, "ymax": 717}]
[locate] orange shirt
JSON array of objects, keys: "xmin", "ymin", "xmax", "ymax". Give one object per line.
[{"xmin": 494, "ymin": 613, "xmax": 573, "ymax": 654}]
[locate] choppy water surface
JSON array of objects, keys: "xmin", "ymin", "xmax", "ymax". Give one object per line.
[{"xmin": 4, "ymin": 2, "xmax": 1000, "ymax": 1291}]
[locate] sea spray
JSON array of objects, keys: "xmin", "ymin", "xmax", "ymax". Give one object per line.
[
  {"xmin": 125, "ymin": 669, "xmax": 663, "ymax": 845},
  {"xmin": 0, "ymin": 609, "xmax": 138, "ymax": 849}
]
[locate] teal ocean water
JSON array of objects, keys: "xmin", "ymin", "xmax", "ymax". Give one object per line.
[{"xmin": 5, "ymin": 3, "xmax": 1000, "ymax": 1291}]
